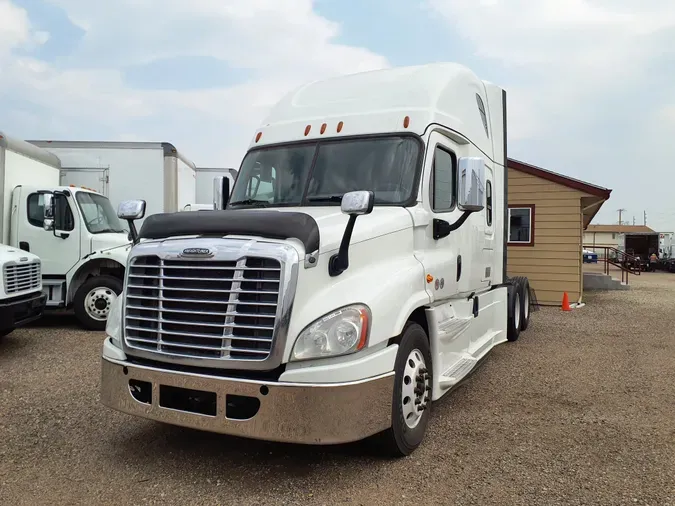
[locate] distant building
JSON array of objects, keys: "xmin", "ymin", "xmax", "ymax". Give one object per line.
[{"xmin": 583, "ymin": 224, "xmax": 655, "ymax": 252}]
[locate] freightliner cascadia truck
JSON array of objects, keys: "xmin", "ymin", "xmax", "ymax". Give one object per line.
[{"xmin": 100, "ymin": 62, "xmax": 532, "ymax": 457}]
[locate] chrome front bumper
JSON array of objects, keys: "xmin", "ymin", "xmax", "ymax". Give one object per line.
[{"xmin": 100, "ymin": 357, "xmax": 395, "ymax": 445}]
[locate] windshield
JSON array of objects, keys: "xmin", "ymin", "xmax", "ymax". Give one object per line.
[
  {"xmin": 228, "ymin": 136, "xmax": 421, "ymax": 207},
  {"xmin": 75, "ymin": 192, "xmax": 125, "ymax": 234}
]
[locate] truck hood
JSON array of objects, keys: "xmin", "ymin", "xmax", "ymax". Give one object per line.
[
  {"xmin": 0, "ymin": 246, "xmax": 40, "ymax": 263},
  {"xmin": 90, "ymin": 232, "xmax": 131, "ymax": 254},
  {"xmin": 273, "ymin": 206, "xmax": 414, "ymax": 254}
]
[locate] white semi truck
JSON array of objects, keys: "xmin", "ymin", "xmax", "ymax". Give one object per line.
[
  {"xmin": 27, "ymin": 140, "xmax": 198, "ymax": 227},
  {"xmin": 1, "ymin": 131, "xmax": 132, "ymax": 330},
  {"xmin": 100, "ymin": 62, "xmax": 532, "ymax": 456}
]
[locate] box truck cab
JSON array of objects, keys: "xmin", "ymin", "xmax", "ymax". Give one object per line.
[
  {"xmin": 101, "ymin": 62, "xmax": 532, "ymax": 456},
  {"xmin": 1, "ymin": 131, "xmax": 131, "ymax": 330},
  {"xmin": 10, "ymin": 185, "xmax": 130, "ymax": 329},
  {"xmin": 0, "ymin": 245, "xmax": 46, "ymax": 338}
]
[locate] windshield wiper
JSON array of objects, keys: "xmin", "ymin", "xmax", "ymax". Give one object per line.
[
  {"xmin": 307, "ymin": 195, "xmax": 343, "ymax": 203},
  {"xmin": 228, "ymin": 199, "xmax": 270, "ymax": 207}
]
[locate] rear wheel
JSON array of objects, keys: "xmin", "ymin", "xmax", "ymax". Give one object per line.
[
  {"xmin": 73, "ymin": 275, "xmax": 123, "ymax": 331},
  {"xmin": 507, "ymin": 281, "xmax": 521, "ymax": 342},
  {"xmin": 513, "ymin": 276, "xmax": 531, "ymax": 332},
  {"xmin": 376, "ymin": 322, "xmax": 433, "ymax": 457}
]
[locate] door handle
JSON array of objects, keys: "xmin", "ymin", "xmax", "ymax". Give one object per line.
[{"xmin": 456, "ymin": 255, "xmax": 462, "ymax": 281}]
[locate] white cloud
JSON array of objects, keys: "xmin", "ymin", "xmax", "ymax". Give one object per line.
[
  {"xmin": 0, "ymin": 0, "xmax": 49, "ymax": 56},
  {"xmin": 2, "ymin": 0, "xmax": 388, "ymax": 167},
  {"xmin": 428, "ymin": 0, "xmax": 675, "ymax": 229}
]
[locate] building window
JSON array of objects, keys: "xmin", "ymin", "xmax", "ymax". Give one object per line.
[
  {"xmin": 612, "ymin": 233, "xmax": 616, "ymax": 239},
  {"xmin": 431, "ymin": 146, "xmax": 456, "ymax": 212},
  {"xmin": 27, "ymin": 193, "xmax": 75, "ymax": 231},
  {"xmin": 508, "ymin": 205, "xmax": 535, "ymax": 246},
  {"xmin": 486, "ymin": 180, "xmax": 493, "ymax": 226}
]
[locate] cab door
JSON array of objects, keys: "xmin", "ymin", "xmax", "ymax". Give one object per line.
[
  {"xmin": 13, "ymin": 188, "xmax": 81, "ymax": 276},
  {"xmin": 419, "ymin": 130, "xmax": 464, "ymax": 302}
]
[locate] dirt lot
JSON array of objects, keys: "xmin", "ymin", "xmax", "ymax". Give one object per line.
[{"xmin": 1, "ymin": 271, "xmax": 674, "ymax": 506}]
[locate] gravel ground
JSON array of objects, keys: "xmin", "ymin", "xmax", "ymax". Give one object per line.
[{"xmin": 1, "ymin": 271, "xmax": 674, "ymax": 506}]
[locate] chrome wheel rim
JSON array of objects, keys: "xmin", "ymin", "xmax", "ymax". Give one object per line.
[
  {"xmin": 401, "ymin": 348, "xmax": 430, "ymax": 429},
  {"xmin": 85, "ymin": 287, "xmax": 117, "ymax": 321}
]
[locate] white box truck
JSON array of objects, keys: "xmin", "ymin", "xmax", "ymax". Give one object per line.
[
  {"xmin": 1, "ymin": 134, "xmax": 49, "ymax": 336},
  {"xmin": 27, "ymin": 141, "xmax": 198, "ymax": 226},
  {"xmin": 194, "ymin": 167, "xmax": 237, "ymax": 206},
  {"xmin": 101, "ymin": 62, "xmax": 532, "ymax": 457},
  {"xmin": 1, "ymin": 131, "xmax": 132, "ymax": 330}
]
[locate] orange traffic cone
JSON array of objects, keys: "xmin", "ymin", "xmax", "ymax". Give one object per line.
[{"xmin": 561, "ymin": 292, "xmax": 572, "ymax": 311}]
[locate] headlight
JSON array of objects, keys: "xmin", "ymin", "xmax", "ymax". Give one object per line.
[
  {"xmin": 291, "ymin": 304, "xmax": 370, "ymax": 361},
  {"xmin": 106, "ymin": 295, "xmax": 123, "ymax": 348}
]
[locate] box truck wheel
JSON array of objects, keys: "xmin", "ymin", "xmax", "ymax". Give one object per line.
[
  {"xmin": 507, "ymin": 282, "xmax": 521, "ymax": 342},
  {"xmin": 74, "ymin": 275, "xmax": 123, "ymax": 331},
  {"xmin": 376, "ymin": 322, "xmax": 433, "ymax": 457}
]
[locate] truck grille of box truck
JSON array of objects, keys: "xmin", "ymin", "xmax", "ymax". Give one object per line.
[
  {"xmin": 123, "ymin": 256, "xmax": 281, "ymax": 360},
  {"xmin": 3, "ymin": 262, "xmax": 41, "ymax": 294}
]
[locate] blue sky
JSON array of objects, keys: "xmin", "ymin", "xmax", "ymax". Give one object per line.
[{"xmin": 2, "ymin": 0, "xmax": 675, "ymax": 230}]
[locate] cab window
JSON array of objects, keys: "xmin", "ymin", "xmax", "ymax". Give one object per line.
[{"xmin": 27, "ymin": 193, "xmax": 75, "ymax": 231}]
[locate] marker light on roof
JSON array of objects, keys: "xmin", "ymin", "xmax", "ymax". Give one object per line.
[
  {"xmin": 337, "ymin": 121, "xmax": 344, "ymax": 133},
  {"xmin": 255, "ymin": 132, "xmax": 262, "ymax": 143},
  {"xmin": 304, "ymin": 125, "xmax": 311, "ymax": 136},
  {"xmin": 403, "ymin": 116, "xmax": 410, "ymax": 128},
  {"xmin": 320, "ymin": 123, "xmax": 327, "ymax": 134}
]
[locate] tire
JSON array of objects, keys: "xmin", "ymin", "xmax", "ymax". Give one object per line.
[
  {"xmin": 73, "ymin": 275, "xmax": 123, "ymax": 331},
  {"xmin": 506, "ymin": 281, "xmax": 521, "ymax": 342},
  {"xmin": 514, "ymin": 276, "xmax": 531, "ymax": 332},
  {"xmin": 376, "ymin": 322, "xmax": 433, "ymax": 458}
]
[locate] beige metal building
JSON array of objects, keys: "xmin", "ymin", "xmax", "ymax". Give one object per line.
[{"xmin": 506, "ymin": 159, "xmax": 612, "ymax": 306}]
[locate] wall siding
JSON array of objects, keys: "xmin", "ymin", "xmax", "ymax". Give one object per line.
[{"xmin": 507, "ymin": 168, "xmax": 585, "ymax": 306}]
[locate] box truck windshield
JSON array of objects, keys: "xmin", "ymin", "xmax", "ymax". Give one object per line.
[{"xmin": 75, "ymin": 191, "xmax": 125, "ymax": 234}]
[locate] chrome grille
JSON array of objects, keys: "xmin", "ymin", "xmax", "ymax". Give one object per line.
[
  {"xmin": 124, "ymin": 255, "xmax": 281, "ymax": 361},
  {"xmin": 3, "ymin": 261, "xmax": 41, "ymax": 294}
]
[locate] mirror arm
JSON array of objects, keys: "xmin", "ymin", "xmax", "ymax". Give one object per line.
[
  {"xmin": 329, "ymin": 214, "xmax": 358, "ymax": 277},
  {"xmin": 447, "ymin": 210, "xmax": 473, "ymax": 232},
  {"xmin": 126, "ymin": 220, "xmax": 139, "ymax": 244}
]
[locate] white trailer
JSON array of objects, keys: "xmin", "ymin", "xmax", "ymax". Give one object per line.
[
  {"xmin": 659, "ymin": 232, "xmax": 673, "ymax": 259},
  {"xmin": 101, "ymin": 62, "xmax": 532, "ymax": 457},
  {"xmin": 27, "ymin": 141, "xmax": 198, "ymax": 225},
  {"xmin": 1, "ymin": 131, "xmax": 132, "ymax": 330},
  {"xmin": 194, "ymin": 167, "xmax": 237, "ymax": 206}
]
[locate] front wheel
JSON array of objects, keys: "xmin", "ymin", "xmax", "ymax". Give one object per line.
[
  {"xmin": 376, "ymin": 322, "xmax": 433, "ymax": 458},
  {"xmin": 73, "ymin": 275, "xmax": 123, "ymax": 331}
]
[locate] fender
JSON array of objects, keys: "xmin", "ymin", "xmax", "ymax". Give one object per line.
[
  {"xmin": 282, "ymin": 228, "xmax": 432, "ymax": 362},
  {"xmin": 66, "ymin": 244, "xmax": 131, "ymax": 304}
]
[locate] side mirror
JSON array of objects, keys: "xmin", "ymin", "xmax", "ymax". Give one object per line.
[
  {"xmin": 341, "ymin": 190, "xmax": 375, "ymax": 216},
  {"xmin": 457, "ymin": 157, "xmax": 486, "ymax": 212},
  {"xmin": 42, "ymin": 193, "xmax": 55, "ymax": 231},
  {"xmin": 329, "ymin": 190, "xmax": 375, "ymax": 277},
  {"xmin": 117, "ymin": 200, "xmax": 146, "ymax": 220},
  {"xmin": 117, "ymin": 199, "xmax": 146, "ymax": 244},
  {"xmin": 213, "ymin": 176, "xmax": 229, "ymax": 210}
]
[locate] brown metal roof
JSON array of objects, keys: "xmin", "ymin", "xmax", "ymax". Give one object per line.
[
  {"xmin": 586, "ymin": 224, "xmax": 655, "ymax": 234},
  {"xmin": 508, "ymin": 158, "xmax": 612, "ymax": 200}
]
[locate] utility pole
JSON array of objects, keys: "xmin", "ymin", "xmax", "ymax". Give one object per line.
[
  {"xmin": 617, "ymin": 208, "xmax": 627, "ymax": 228},
  {"xmin": 643, "ymin": 211, "xmax": 647, "ymax": 226},
  {"xmin": 633, "ymin": 216, "xmax": 636, "ymax": 225}
]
